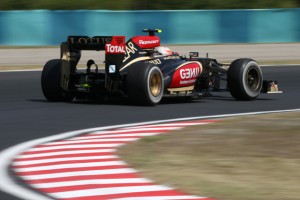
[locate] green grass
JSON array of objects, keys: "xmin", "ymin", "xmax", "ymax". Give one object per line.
[{"xmin": 118, "ymin": 112, "xmax": 300, "ymax": 200}]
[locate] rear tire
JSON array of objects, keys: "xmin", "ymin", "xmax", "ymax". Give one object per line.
[
  {"xmin": 41, "ymin": 59, "xmax": 73, "ymax": 102},
  {"xmin": 126, "ymin": 63, "xmax": 164, "ymax": 106},
  {"xmin": 227, "ymin": 58, "xmax": 263, "ymax": 100}
]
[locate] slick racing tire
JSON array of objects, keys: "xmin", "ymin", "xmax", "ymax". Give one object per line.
[
  {"xmin": 126, "ymin": 63, "xmax": 164, "ymax": 106},
  {"xmin": 227, "ymin": 58, "xmax": 263, "ymax": 100},
  {"xmin": 41, "ymin": 59, "xmax": 74, "ymax": 102}
]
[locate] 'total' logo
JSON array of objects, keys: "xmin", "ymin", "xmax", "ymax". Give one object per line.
[
  {"xmin": 106, "ymin": 44, "xmax": 125, "ymax": 53},
  {"xmin": 106, "ymin": 36, "xmax": 125, "ymax": 54}
]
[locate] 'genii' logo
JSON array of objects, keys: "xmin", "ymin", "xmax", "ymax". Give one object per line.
[
  {"xmin": 180, "ymin": 67, "xmax": 200, "ymax": 79},
  {"xmin": 106, "ymin": 44, "xmax": 125, "ymax": 53},
  {"xmin": 139, "ymin": 40, "xmax": 159, "ymax": 45}
]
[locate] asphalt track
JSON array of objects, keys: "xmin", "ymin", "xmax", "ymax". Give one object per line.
[
  {"xmin": 0, "ymin": 66, "xmax": 300, "ymax": 200},
  {"xmin": 0, "ymin": 65, "xmax": 300, "ymax": 200}
]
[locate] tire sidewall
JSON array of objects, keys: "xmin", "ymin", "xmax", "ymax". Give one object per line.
[
  {"xmin": 126, "ymin": 62, "xmax": 164, "ymax": 105},
  {"xmin": 241, "ymin": 60, "xmax": 263, "ymax": 98},
  {"xmin": 146, "ymin": 66, "xmax": 164, "ymax": 104},
  {"xmin": 41, "ymin": 59, "xmax": 73, "ymax": 102},
  {"xmin": 41, "ymin": 59, "xmax": 61, "ymax": 101},
  {"xmin": 228, "ymin": 58, "xmax": 263, "ymax": 100}
]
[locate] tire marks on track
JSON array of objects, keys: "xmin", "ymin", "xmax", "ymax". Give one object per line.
[{"xmin": 12, "ymin": 120, "xmax": 217, "ymax": 200}]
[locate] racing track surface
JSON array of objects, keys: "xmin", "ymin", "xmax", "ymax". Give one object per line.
[{"xmin": 0, "ymin": 65, "xmax": 300, "ymax": 200}]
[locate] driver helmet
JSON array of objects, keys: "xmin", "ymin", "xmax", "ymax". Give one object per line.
[{"xmin": 154, "ymin": 46, "xmax": 173, "ymax": 56}]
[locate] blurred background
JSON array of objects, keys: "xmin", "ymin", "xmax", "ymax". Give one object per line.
[
  {"xmin": 0, "ymin": 0, "xmax": 299, "ymax": 45},
  {"xmin": 1, "ymin": 0, "xmax": 300, "ymax": 10}
]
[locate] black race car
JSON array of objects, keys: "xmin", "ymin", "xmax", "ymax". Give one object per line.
[{"xmin": 41, "ymin": 29, "xmax": 281, "ymax": 106}]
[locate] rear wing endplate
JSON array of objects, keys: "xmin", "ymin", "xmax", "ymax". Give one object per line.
[{"xmin": 60, "ymin": 36, "xmax": 125, "ymax": 91}]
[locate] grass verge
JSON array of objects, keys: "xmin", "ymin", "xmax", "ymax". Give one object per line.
[{"xmin": 118, "ymin": 112, "xmax": 300, "ymax": 200}]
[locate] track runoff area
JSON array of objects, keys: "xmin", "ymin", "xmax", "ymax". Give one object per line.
[{"xmin": 0, "ymin": 109, "xmax": 299, "ymax": 200}]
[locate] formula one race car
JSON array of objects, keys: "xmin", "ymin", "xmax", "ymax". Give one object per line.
[{"xmin": 41, "ymin": 29, "xmax": 281, "ymax": 106}]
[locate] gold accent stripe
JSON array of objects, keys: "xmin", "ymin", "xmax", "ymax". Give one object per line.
[
  {"xmin": 167, "ymin": 85, "xmax": 195, "ymax": 92},
  {"xmin": 120, "ymin": 56, "xmax": 151, "ymax": 71}
]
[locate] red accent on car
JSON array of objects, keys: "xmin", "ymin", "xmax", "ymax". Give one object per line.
[
  {"xmin": 131, "ymin": 36, "xmax": 160, "ymax": 49},
  {"xmin": 105, "ymin": 36, "xmax": 126, "ymax": 54},
  {"xmin": 169, "ymin": 62, "xmax": 203, "ymax": 88}
]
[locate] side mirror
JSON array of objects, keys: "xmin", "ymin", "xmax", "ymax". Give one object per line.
[{"xmin": 189, "ymin": 52, "xmax": 199, "ymax": 58}]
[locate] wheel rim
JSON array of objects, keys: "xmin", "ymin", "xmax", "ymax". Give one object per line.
[
  {"xmin": 246, "ymin": 67, "xmax": 261, "ymax": 91},
  {"xmin": 149, "ymin": 72, "xmax": 162, "ymax": 97}
]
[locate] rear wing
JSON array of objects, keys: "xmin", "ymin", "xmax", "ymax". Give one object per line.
[
  {"xmin": 67, "ymin": 36, "xmax": 113, "ymax": 51},
  {"xmin": 60, "ymin": 36, "xmax": 125, "ymax": 90}
]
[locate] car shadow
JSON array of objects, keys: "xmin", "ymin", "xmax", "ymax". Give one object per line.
[
  {"xmin": 204, "ymin": 95, "xmax": 277, "ymax": 101},
  {"xmin": 28, "ymin": 94, "xmax": 275, "ymax": 106},
  {"xmin": 28, "ymin": 97, "xmax": 205, "ymax": 107}
]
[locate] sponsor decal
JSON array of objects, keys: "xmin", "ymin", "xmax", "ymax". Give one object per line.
[
  {"xmin": 139, "ymin": 39, "xmax": 159, "ymax": 45},
  {"xmin": 169, "ymin": 62, "xmax": 202, "ymax": 88},
  {"xmin": 170, "ymin": 90, "xmax": 193, "ymax": 95},
  {"xmin": 106, "ymin": 44, "xmax": 125, "ymax": 53},
  {"xmin": 69, "ymin": 36, "xmax": 112, "ymax": 45},
  {"xmin": 132, "ymin": 36, "xmax": 160, "ymax": 49},
  {"xmin": 105, "ymin": 36, "xmax": 125, "ymax": 54},
  {"xmin": 114, "ymin": 37, "xmax": 125, "ymax": 45},
  {"xmin": 109, "ymin": 65, "xmax": 116, "ymax": 73},
  {"xmin": 123, "ymin": 36, "xmax": 160, "ymax": 62},
  {"xmin": 163, "ymin": 55, "xmax": 181, "ymax": 60},
  {"xmin": 180, "ymin": 67, "xmax": 200, "ymax": 79},
  {"xmin": 123, "ymin": 42, "xmax": 138, "ymax": 62},
  {"xmin": 147, "ymin": 59, "xmax": 162, "ymax": 65}
]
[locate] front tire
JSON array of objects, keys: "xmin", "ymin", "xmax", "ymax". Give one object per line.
[
  {"xmin": 126, "ymin": 63, "xmax": 164, "ymax": 106},
  {"xmin": 227, "ymin": 58, "xmax": 263, "ymax": 100},
  {"xmin": 41, "ymin": 59, "xmax": 73, "ymax": 102}
]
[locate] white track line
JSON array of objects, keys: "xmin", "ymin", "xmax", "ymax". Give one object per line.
[
  {"xmin": 13, "ymin": 155, "xmax": 119, "ymax": 166},
  {"xmin": 26, "ymin": 143, "xmax": 123, "ymax": 152},
  {"xmin": 18, "ymin": 149, "xmax": 115, "ymax": 158},
  {"xmin": 50, "ymin": 185, "xmax": 173, "ymax": 199},
  {"xmin": 87, "ymin": 127, "xmax": 181, "ymax": 135},
  {"xmin": 1, "ymin": 109, "xmax": 300, "ymax": 200},
  {"xmin": 69, "ymin": 132, "xmax": 160, "ymax": 140},
  {"xmin": 43, "ymin": 138, "xmax": 139, "ymax": 146},
  {"xmin": 14, "ymin": 161, "xmax": 126, "ymax": 172},
  {"xmin": 120, "ymin": 122, "xmax": 210, "ymax": 129},
  {"xmin": 31, "ymin": 178, "xmax": 152, "ymax": 188},
  {"xmin": 20, "ymin": 168, "xmax": 138, "ymax": 180}
]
